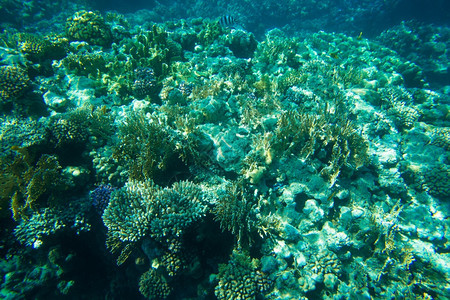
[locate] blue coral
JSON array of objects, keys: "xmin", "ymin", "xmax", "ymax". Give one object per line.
[{"xmin": 90, "ymin": 184, "xmax": 114, "ymax": 214}]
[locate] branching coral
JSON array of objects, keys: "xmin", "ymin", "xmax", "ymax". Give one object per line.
[
  {"xmin": 102, "ymin": 179, "xmax": 206, "ymax": 264},
  {"xmin": 0, "ymin": 65, "xmax": 30, "ymax": 103},
  {"xmin": 215, "ymin": 250, "xmax": 272, "ymax": 300},
  {"xmin": 65, "ymin": 10, "xmax": 113, "ymax": 47},
  {"xmin": 273, "ymin": 109, "xmax": 368, "ymax": 184},
  {"xmin": 113, "ymin": 111, "xmax": 182, "ymax": 182},
  {"xmin": 139, "ymin": 268, "xmax": 172, "ymax": 299},
  {"xmin": 13, "ymin": 197, "xmax": 91, "ymax": 248},
  {"xmin": 212, "ymin": 180, "xmax": 256, "ymax": 245}
]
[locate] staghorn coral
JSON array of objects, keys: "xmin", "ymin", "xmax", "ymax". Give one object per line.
[
  {"xmin": 65, "ymin": 10, "xmax": 113, "ymax": 47},
  {"xmin": 215, "ymin": 250, "xmax": 272, "ymax": 300},
  {"xmin": 0, "ymin": 65, "xmax": 30, "ymax": 103}
]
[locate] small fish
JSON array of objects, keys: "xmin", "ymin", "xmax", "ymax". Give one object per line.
[
  {"xmin": 357, "ymin": 32, "xmax": 363, "ymax": 40},
  {"xmin": 219, "ymin": 15, "xmax": 236, "ymax": 27},
  {"xmin": 330, "ymin": 52, "xmax": 339, "ymax": 59}
]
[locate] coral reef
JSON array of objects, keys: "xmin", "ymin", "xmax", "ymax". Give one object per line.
[
  {"xmin": 14, "ymin": 197, "xmax": 91, "ymax": 248},
  {"xmin": 0, "ymin": 4, "xmax": 448, "ymax": 299},
  {"xmin": 132, "ymin": 67, "xmax": 157, "ymax": 98}
]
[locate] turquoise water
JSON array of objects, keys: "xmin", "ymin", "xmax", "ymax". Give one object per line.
[{"xmin": 0, "ymin": 1, "xmax": 449, "ymax": 299}]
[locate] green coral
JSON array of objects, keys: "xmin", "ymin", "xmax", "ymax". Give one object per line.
[
  {"xmin": 215, "ymin": 250, "xmax": 272, "ymax": 300},
  {"xmin": 0, "ymin": 65, "xmax": 30, "ymax": 103},
  {"xmin": 273, "ymin": 110, "xmax": 368, "ymax": 184},
  {"xmin": 212, "ymin": 180, "xmax": 255, "ymax": 245},
  {"xmin": 65, "ymin": 10, "xmax": 113, "ymax": 47},
  {"xmin": 139, "ymin": 268, "xmax": 172, "ymax": 299},
  {"xmin": 113, "ymin": 111, "xmax": 182, "ymax": 182},
  {"xmin": 123, "ymin": 24, "xmax": 183, "ymax": 77},
  {"xmin": 2, "ymin": 149, "xmax": 63, "ymax": 221}
]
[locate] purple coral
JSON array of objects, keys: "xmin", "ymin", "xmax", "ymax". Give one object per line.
[{"xmin": 90, "ymin": 184, "xmax": 114, "ymax": 214}]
